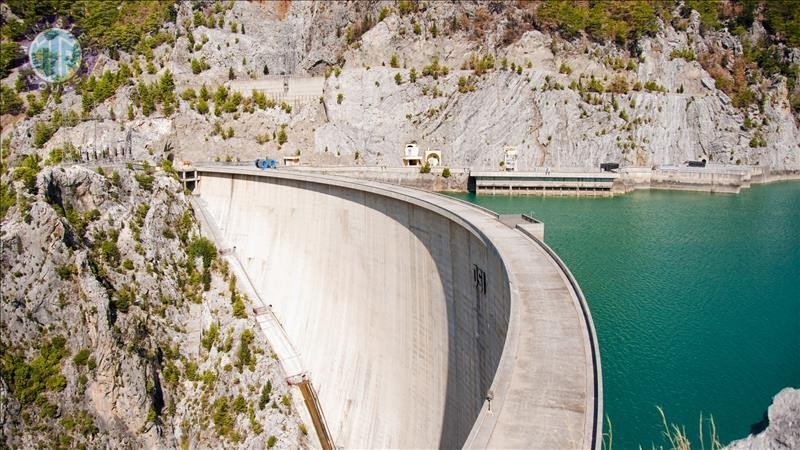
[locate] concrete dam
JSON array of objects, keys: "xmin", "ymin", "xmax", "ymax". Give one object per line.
[{"xmin": 192, "ymin": 167, "xmax": 602, "ymax": 449}]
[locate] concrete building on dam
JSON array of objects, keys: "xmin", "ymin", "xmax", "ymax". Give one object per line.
[{"xmin": 189, "ymin": 166, "xmax": 602, "ymax": 449}]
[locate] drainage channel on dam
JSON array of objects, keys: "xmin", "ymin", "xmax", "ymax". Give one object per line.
[{"xmin": 189, "ymin": 165, "xmax": 602, "ymax": 449}]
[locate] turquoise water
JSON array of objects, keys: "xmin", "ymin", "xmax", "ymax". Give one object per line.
[{"xmin": 448, "ymin": 183, "xmax": 800, "ymax": 449}]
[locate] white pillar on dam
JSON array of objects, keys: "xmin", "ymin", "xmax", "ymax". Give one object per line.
[{"xmin": 193, "ymin": 167, "xmax": 602, "ymax": 450}]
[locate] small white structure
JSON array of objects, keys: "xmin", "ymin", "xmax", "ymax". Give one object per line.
[
  {"xmin": 402, "ymin": 143, "xmax": 423, "ymax": 167},
  {"xmin": 284, "ymin": 155, "xmax": 301, "ymax": 166},
  {"xmin": 503, "ymin": 146, "xmax": 518, "ymax": 172},
  {"xmin": 425, "ymin": 150, "xmax": 442, "ymax": 167}
]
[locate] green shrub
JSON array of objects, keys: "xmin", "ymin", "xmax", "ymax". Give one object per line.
[
  {"xmin": 669, "ymin": 48, "xmax": 696, "ymax": 62},
  {"xmin": 57, "ymin": 264, "xmax": 78, "ymax": 280},
  {"xmin": 0, "ymin": 335, "xmax": 70, "ymax": 405},
  {"xmin": 232, "ymin": 295, "xmax": 247, "ymax": 318},
  {"xmin": 559, "ymin": 63, "xmax": 573, "ymax": 75},
  {"xmin": 202, "ymin": 323, "xmax": 219, "ymax": 351},
  {"xmin": 13, "ymin": 154, "xmax": 41, "ymax": 194},
  {"xmin": 390, "ymin": 54, "xmax": 399, "ymax": 68},
  {"xmin": 181, "ymin": 87, "xmax": 196, "ymax": 101},
  {"xmin": 336, "ymin": 92, "xmax": 344, "ymax": 104},
  {"xmin": 379, "ymin": 6, "xmax": 390, "ymax": 21},
  {"xmin": 188, "ymin": 236, "xmax": 217, "ymax": 269},
  {"xmin": 259, "ymin": 381, "xmax": 272, "ymax": 409},
  {"xmin": 32, "ymin": 122, "xmax": 55, "ymax": 148},
  {"xmin": 464, "ymin": 53, "xmax": 495, "ymax": 76},
  {"xmin": 607, "ymin": 76, "xmax": 629, "ymax": 94},
  {"xmin": 394, "ymin": 73, "xmax": 403, "ymax": 85},
  {"xmin": 134, "ymin": 172, "xmax": 155, "ymax": 191},
  {"xmin": 0, "ymin": 84, "xmax": 24, "ymax": 115},
  {"xmin": 732, "ymin": 88, "xmax": 756, "ymax": 108},
  {"xmin": 114, "ymin": 285, "xmax": 134, "ymax": 313},
  {"xmin": 232, "ymin": 394, "xmax": 247, "ymax": 413},
  {"xmin": 101, "ymin": 239, "xmax": 121, "ymax": 267},
  {"xmin": 643, "ymin": 80, "xmax": 666, "ymax": 93},
  {"xmin": 409, "ymin": 67, "xmax": 417, "ymax": 83},
  {"xmin": 0, "ymin": 180, "xmax": 15, "ymax": 220},
  {"xmin": 277, "ymin": 125, "xmax": 288, "ymax": 145},
  {"xmin": 213, "ymin": 397, "xmax": 235, "ymax": 437},
  {"xmin": 191, "ymin": 58, "xmax": 210, "ymax": 74},
  {"xmin": 457, "ymin": 76, "xmax": 477, "ymax": 93},
  {"xmin": 267, "ymin": 435, "xmax": 277, "ymax": 448},
  {"xmin": 420, "ymin": 163, "xmax": 431, "ymax": 174},
  {"xmin": 749, "ymin": 132, "xmax": 766, "ymax": 148},
  {"xmin": 45, "ymin": 373, "xmax": 67, "ymax": 391},
  {"xmin": 421, "ymin": 57, "xmax": 446, "ymax": 79},
  {"xmin": 0, "ymin": 42, "xmax": 25, "ymax": 79},
  {"xmin": 73, "ymin": 349, "xmax": 91, "ymax": 366},
  {"xmin": 441, "ymin": 167, "xmax": 451, "ymax": 178}
]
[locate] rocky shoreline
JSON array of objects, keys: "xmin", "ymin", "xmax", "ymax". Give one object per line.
[{"xmin": 725, "ymin": 387, "xmax": 800, "ymax": 450}]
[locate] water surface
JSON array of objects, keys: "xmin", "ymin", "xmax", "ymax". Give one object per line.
[{"xmin": 448, "ymin": 183, "xmax": 800, "ymax": 448}]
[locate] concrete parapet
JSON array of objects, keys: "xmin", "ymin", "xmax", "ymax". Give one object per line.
[
  {"xmin": 193, "ymin": 166, "xmax": 602, "ymax": 450},
  {"xmin": 284, "ymin": 165, "xmax": 469, "ymax": 191}
]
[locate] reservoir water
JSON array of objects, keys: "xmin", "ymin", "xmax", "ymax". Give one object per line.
[{"xmin": 447, "ymin": 182, "xmax": 800, "ymax": 448}]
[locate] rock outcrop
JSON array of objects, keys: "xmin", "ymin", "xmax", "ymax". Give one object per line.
[
  {"xmin": 0, "ymin": 165, "xmax": 305, "ymax": 448},
  {"xmin": 725, "ymin": 387, "xmax": 800, "ymax": 450}
]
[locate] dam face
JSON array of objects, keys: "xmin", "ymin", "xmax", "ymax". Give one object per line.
[{"xmin": 194, "ymin": 167, "xmax": 601, "ymax": 449}]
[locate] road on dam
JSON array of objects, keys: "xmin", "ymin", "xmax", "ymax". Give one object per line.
[{"xmin": 191, "ymin": 166, "xmax": 602, "ymax": 449}]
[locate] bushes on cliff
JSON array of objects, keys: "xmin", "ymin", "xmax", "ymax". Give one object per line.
[
  {"xmin": 0, "ymin": 85, "xmax": 24, "ymax": 115},
  {"xmin": 0, "ymin": 335, "xmax": 70, "ymax": 406},
  {"xmin": 0, "ymin": 179, "xmax": 15, "ymax": 220},
  {"xmin": 13, "ymin": 154, "xmax": 41, "ymax": 194},
  {"xmin": 670, "ymin": 48, "xmax": 696, "ymax": 62},
  {"xmin": 534, "ymin": 0, "xmax": 662, "ymax": 44},
  {"xmin": 188, "ymin": 236, "xmax": 217, "ymax": 269},
  {"xmin": 463, "ymin": 53, "xmax": 495, "ymax": 76}
]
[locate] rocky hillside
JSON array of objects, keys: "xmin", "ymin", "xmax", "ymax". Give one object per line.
[
  {"xmin": 0, "ymin": 162, "xmax": 306, "ymax": 448},
  {"xmin": 0, "ymin": 1, "xmax": 798, "ymax": 171}
]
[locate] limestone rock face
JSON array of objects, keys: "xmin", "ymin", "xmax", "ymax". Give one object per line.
[
  {"xmin": 2, "ymin": 1, "xmax": 797, "ymax": 171},
  {"xmin": 162, "ymin": 1, "xmax": 797, "ymax": 170},
  {"xmin": 1, "ymin": 166, "xmax": 305, "ymax": 449},
  {"xmin": 725, "ymin": 387, "xmax": 800, "ymax": 450}
]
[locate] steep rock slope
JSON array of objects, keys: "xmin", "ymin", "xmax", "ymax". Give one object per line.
[
  {"xmin": 0, "ymin": 164, "xmax": 305, "ymax": 448},
  {"xmin": 1, "ymin": 1, "xmax": 798, "ymax": 171}
]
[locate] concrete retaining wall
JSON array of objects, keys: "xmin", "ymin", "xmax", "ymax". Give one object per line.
[
  {"xmin": 285, "ymin": 165, "xmax": 469, "ymax": 191},
  {"xmin": 195, "ymin": 171, "xmax": 508, "ymax": 448}
]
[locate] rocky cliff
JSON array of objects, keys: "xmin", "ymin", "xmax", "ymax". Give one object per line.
[
  {"xmin": 0, "ymin": 164, "xmax": 306, "ymax": 448},
  {"xmin": 1, "ymin": 1, "xmax": 798, "ymax": 171}
]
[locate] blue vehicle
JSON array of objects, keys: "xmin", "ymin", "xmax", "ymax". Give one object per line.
[{"xmin": 255, "ymin": 158, "xmax": 278, "ymax": 169}]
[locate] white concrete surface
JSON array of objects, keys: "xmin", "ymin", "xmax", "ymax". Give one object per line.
[
  {"xmin": 228, "ymin": 76, "xmax": 324, "ymax": 103},
  {"xmin": 193, "ymin": 167, "xmax": 602, "ymax": 449}
]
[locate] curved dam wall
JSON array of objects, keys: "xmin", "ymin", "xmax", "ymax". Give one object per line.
[{"xmin": 194, "ymin": 167, "xmax": 601, "ymax": 449}]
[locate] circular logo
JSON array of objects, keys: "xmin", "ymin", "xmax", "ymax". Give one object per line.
[{"xmin": 29, "ymin": 28, "xmax": 82, "ymax": 83}]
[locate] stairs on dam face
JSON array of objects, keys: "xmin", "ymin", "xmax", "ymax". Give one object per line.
[{"xmin": 293, "ymin": 377, "xmax": 334, "ymax": 450}]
